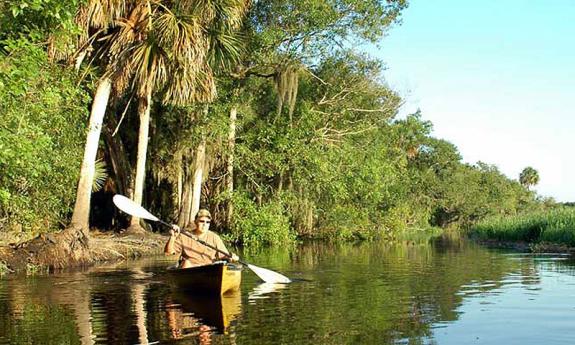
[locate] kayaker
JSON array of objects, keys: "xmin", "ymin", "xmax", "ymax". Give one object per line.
[{"xmin": 164, "ymin": 208, "xmax": 239, "ymax": 268}]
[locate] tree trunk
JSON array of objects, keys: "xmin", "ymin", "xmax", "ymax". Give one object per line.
[
  {"xmin": 178, "ymin": 167, "xmax": 193, "ymax": 228},
  {"xmin": 177, "ymin": 162, "xmax": 183, "ymax": 209},
  {"xmin": 277, "ymin": 172, "xmax": 284, "ymax": 194},
  {"xmin": 103, "ymin": 115, "xmax": 132, "ymax": 197},
  {"xmin": 226, "ymin": 106, "xmax": 237, "ymax": 228},
  {"xmin": 128, "ymin": 91, "xmax": 152, "ymax": 233},
  {"xmin": 287, "ymin": 173, "xmax": 293, "ymax": 192},
  {"xmin": 70, "ymin": 77, "xmax": 112, "ymax": 237},
  {"xmin": 190, "ymin": 138, "xmax": 206, "ymax": 221},
  {"xmin": 75, "ymin": 49, "xmax": 88, "ymax": 72}
]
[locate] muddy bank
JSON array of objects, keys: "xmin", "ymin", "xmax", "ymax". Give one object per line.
[{"xmin": 0, "ymin": 230, "xmax": 168, "ymax": 274}]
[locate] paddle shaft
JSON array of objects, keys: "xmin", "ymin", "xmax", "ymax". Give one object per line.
[
  {"xmin": 157, "ymin": 218, "xmax": 245, "ymax": 265},
  {"xmin": 180, "ymin": 230, "xmax": 247, "ymax": 266},
  {"xmin": 153, "ymin": 219, "xmax": 248, "ymax": 266}
]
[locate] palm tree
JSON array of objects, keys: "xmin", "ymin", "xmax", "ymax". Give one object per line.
[
  {"xmin": 69, "ymin": 0, "xmax": 250, "ymax": 235},
  {"xmin": 69, "ymin": 0, "xmax": 131, "ymax": 237},
  {"xmin": 123, "ymin": 0, "xmax": 250, "ymax": 232},
  {"xmin": 519, "ymin": 167, "xmax": 539, "ymax": 190}
]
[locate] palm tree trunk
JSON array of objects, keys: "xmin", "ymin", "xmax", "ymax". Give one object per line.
[
  {"xmin": 70, "ymin": 77, "xmax": 112, "ymax": 236},
  {"xmin": 177, "ymin": 162, "xmax": 183, "ymax": 209},
  {"xmin": 103, "ymin": 114, "xmax": 132, "ymax": 197},
  {"xmin": 128, "ymin": 91, "xmax": 152, "ymax": 232},
  {"xmin": 178, "ymin": 168, "xmax": 193, "ymax": 228},
  {"xmin": 190, "ymin": 138, "xmax": 206, "ymax": 221},
  {"xmin": 226, "ymin": 106, "xmax": 237, "ymax": 228}
]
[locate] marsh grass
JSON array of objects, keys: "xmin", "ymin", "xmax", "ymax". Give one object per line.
[
  {"xmin": 470, "ymin": 208, "xmax": 575, "ymax": 246},
  {"xmin": 395, "ymin": 226, "xmax": 444, "ymax": 243}
]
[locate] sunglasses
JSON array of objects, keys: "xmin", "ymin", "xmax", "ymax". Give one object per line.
[{"xmin": 198, "ymin": 220, "xmax": 211, "ymax": 224}]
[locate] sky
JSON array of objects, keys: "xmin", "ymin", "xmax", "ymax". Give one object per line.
[{"xmin": 366, "ymin": 1, "xmax": 575, "ymax": 202}]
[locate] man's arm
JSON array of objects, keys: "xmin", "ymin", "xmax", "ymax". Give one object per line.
[
  {"xmin": 214, "ymin": 234, "xmax": 239, "ymax": 261},
  {"xmin": 164, "ymin": 225, "xmax": 180, "ymax": 255}
]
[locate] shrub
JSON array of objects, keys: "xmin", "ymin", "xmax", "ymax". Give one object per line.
[
  {"xmin": 0, "ymin": 39, "xmax": 89, "ymax": 237},
  {"xmin": 226, "ymin": 192, "xmax": 296, "ymax": 247}
]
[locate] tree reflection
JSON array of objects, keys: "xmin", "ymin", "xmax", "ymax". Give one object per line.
[
  {"xmin": 132, "ymin": 281, "xmax": 149, "ymax": 345},
  {"xmin": 4, "ymin": 242, "xmax": 575, "ymax": 344}
]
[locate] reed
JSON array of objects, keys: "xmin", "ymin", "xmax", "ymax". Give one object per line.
[{"xmin": 470, "ymin": 208, "xmax": 575, "ymax": 246}]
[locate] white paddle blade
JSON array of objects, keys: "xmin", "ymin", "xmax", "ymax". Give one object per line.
[
  {"xmin": 113, "ymin": 194, "xmax": 159, "ymax": 221},
  {"xmin": 247, "ymin": 264, "xmax": 291, "ymax": 284}
]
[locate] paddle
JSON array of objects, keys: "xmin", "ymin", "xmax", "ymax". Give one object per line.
[{"xmin": 112, "ymin": 194, "xmax": 291, "ymax": 284}]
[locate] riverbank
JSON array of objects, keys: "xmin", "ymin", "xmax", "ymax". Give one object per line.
[
  {"xmin": 0, "ymin": 230, "xmax": 167, "ymax": 275},
  {"xmin": 472, "ymin": 237, "xmax": 575, "ymax": 254}
]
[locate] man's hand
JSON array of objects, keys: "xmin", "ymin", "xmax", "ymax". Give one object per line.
[
  {"xmin": 170, "ymin": 224, "xmax": 180, "ymax": 237},
  {"xmin": 230, "ymin": 253, "xmax": 239, "ymax": 262}
]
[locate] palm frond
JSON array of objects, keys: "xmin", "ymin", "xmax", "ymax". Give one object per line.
[
  {"xmin": 162, "ymin": 60, "xmax": 216, "ymax": 106},
  {"xmin": 85, "ymin": 0, "xmax": 128, "ymax": 29},
  {"xmin": 182, "ymin": 0, "xmax": 216, "ymax": 23},
  {"xmin": 207, "ymin": 28, "xmax": 244, "ymax": 71},
  {"xmin": 82, "ymin": 0, "xmax": 249, "ymax": 107},
  {"xmin": 126, "ymin": 38, "xmax": 170, "ymax": 97},
  {"xmin": 212, "ymin": 0, "xmax": 250, "ymax": 29},
  {"xmin": 154, "ymin": 10, "xmax": 206, "ymax": 62},
  {"xmin": 92, "ymin": 159, "xmax": 109, "ymax": 192},
  {"xmin": 181, "ymin": 0, "xmax": 250, "ymax": 28}
]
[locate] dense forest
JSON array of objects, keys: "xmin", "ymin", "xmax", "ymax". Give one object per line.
[{"xmin": 0, "ymin": 0, "xmax": 547, "ymax": 254}]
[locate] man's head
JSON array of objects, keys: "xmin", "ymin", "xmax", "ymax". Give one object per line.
[{"xmin": 194, "ymin": 209, "xmax": 212, "ymax": 234}]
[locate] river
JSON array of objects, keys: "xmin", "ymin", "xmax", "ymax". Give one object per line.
[{"xmin": 1, "ymin": 237, "xmax": 575, "ymax": 344}]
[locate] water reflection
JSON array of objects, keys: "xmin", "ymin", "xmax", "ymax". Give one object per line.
[
  {"xmin": 248, "ymin": 283, "xmax": 287, "ymax": 301},
  {"xmin": 168, "ymin": 291, "xmax": 242, "ymax": 337},
  {"xmin": 2, "ymin": 240, "xmax": 575, "ymax": 344}
]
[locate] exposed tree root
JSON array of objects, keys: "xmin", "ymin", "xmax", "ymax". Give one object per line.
[{"xmin": 0, "ymin": 228, "xmax": 166, "ymax": 274}]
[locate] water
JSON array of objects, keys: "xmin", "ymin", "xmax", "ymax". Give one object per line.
[{"xmin": 2, "ymin": 239, "xmax": 575, "ymax": 344}]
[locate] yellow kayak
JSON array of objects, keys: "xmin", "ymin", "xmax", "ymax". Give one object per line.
[{"xmin": 166, "ymin": 262, "xmax": 242, "ymax": 295}]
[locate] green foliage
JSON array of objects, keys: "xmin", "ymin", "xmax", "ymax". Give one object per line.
[
  {"xmin": 0, "ymin": 0, "xmax": 83, "ymax": 40},
  {"xmin": 394, "ymin": 226, "xmax": 443, "ymax": 244},
  {"xmin": 470, "ymin": 207, "xmax": 575, "ymax": 246},
  {"xmin": 249, "ymin": 0, "xmax": 407, "ymax": 59},
  {"xmin": 225, "ymin": 48, "xmax": 541, "ymax": 243},
  {"xmin": 0, "ymin": 39, "xmax": 89, "ymax": 234},
  {"xmin": 226, "ymin": 192, "xmax": 296, "ymax": 247},
  {"xmin": 389, "ymin": 116, "xmax": 539, "ymax": 230},
  {"xmin": 26, "ymin": 262, "xmax": 48, "ymax": 275},
  {"xmin": 424, "ymin": 163, "xmax": 534, "ymax": 228}
]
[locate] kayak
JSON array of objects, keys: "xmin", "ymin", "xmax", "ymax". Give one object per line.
[{"xmin": 165, "ymin": 261, "xmax": 242, "ymax": 295}]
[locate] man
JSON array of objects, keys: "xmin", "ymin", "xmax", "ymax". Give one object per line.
[{"xmin": 165, "ymin": 209, "xmax": 239, "ymax": 268}]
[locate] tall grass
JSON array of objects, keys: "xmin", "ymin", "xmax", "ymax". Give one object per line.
[{"xmin": 469, "ymin": 208, "xmax": 575, "ymax": 246}]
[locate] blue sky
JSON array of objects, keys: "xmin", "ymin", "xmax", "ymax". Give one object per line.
[{"xmin": 366, "ymin": 1, "xmax": 575, "ymax": 202}]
